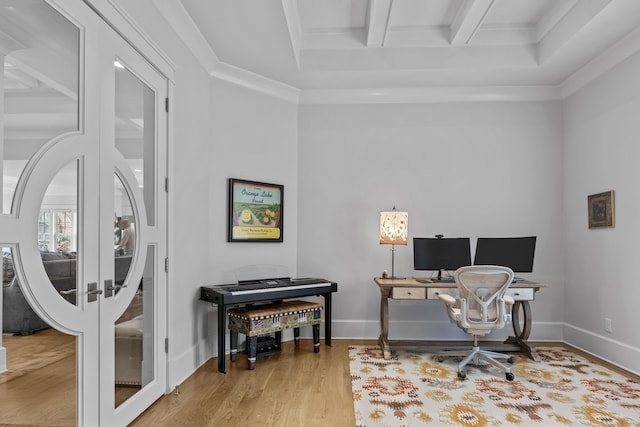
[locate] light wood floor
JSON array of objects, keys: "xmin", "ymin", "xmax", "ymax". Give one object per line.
[
  {"xmin": 131, "ymin": 339, "xmax": 640, "ymax": 426},
  {"xmin": 0, "ymin": 328, "xmax": 77, "ymax": 426},
  {"xmin": 1, "ymin": 333, "xmax": 638, "ymax": 427},
  {"xmin": 130, "ymin": 339, "xmax": 362, "ymax": 427}
]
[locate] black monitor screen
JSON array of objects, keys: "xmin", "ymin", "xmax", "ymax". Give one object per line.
[
  {"xmin": 473, "ymin": 236, "xmax": 537, "ymax": 273},
  {"xmin": 413, "ymin": 237, "xmax": 472, "ymax": 272}
]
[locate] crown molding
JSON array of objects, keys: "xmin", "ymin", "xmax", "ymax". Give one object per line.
[
  {"xmin": 210, "ymin": 62, "xmax": 300, "ymax": 104},
  {"xmin": 560, "ymin": 25, "xmax": 640, "ymax": 99},
  {"xmin": 151, "ymin": 0, "xmax": 219, "ymax": 74},
  {"xmin": 153, "ymin": 0, "xmax": 299, "ymax": 104},
  {"xmin": 299, "ymin": 86, "xmax": 562, "ymax": 105}
]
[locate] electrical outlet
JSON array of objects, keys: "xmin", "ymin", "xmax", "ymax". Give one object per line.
[{"xmin": 605, "ymin": 318, "xmax": 612, "ymax": 333}]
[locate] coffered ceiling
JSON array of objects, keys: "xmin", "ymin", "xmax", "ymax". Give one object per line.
[{"xmin": 155, "ymin": 0, "xmax": 640, "ymax": 102}]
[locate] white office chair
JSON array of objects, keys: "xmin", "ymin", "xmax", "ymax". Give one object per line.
[{"xmin": 437, "ymin": 265, "xmax": 516, "ymax": 380}]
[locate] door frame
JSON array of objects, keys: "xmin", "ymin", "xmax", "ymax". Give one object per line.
[
  {"xmin": 98, "ymin": 25, "xmax": 170, "ymax": 423},
  {"xmin": 81, "ymin": 0, "xmax": 176, "ymax": 391}
]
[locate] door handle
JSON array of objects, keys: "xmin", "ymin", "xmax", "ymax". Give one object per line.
[
  {"xmin": 87, "ymin": 282, "xmax": 103, "ymax": 302},
  {"xmin": 105, "ymin": 279, "xmax": 127, "ymax": 298}
]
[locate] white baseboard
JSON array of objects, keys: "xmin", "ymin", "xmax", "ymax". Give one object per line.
[
  {"xmin": 0, "ymin": 346, "xmax": 6, "ymax": 374},
  {"xmin": 330, "ymin": 319, "xmax": 564, "ymax": 342},
  {"xmin": 562, "ymin": 323, "xmax": 640, "ymax": 377},
  {"xmin": 168, "ymin": 341, "xmax": 210, "ymax": 390}
]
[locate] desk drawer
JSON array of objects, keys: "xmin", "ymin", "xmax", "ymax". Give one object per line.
[
  {"xmin": 392, "ymin": 287, "xmax": 426, "ymax": 299},
  {"xmin": 427, "ymin": 288, "xmax": 458, "ymax": 299},
  {"xmin": 506, "ymin": 288, "xmax": 534, "ymax": 301},
  {"xmin": 427, "ymin": 288, "xmax": 534, "ymax": 300}
]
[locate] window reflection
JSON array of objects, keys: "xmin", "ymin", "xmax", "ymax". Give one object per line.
[{"xmin": 40, "ymin": 161, "xmax": 78, "ymax": 305}]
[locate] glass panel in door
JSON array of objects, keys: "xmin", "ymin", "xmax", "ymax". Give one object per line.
[
  {"xmin": 114, "ymin": 173, "xmax": 135, "ymax": 286},
  {"xmin": 109, "ymin": 52, "xmax": 162, "ymax": 415},
  {"xmin": 115, "ymin": 245, "xmax": 155, "ymax": 408},
  {"xmin": 1, "ymin": 0, "xmax": 79, "ymax": 215},
  {"xmin": 113, "ymin": 175, "xmax": 138, "ymax": 405},
  {"xmin": 114, "ymin": 59, "xmax": 155, "ymax": 226},
  {"xmin": 1, "ymin": 1, "xmax": 80, "ymax": 425},
  {"xmin": 41, "ymin": 160, "xmax": 78, "ymax": 305}
]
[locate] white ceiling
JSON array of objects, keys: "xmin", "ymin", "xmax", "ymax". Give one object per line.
[{"xmin": 156, "ymin": 0, "xmax": 640, "ymax": 102}]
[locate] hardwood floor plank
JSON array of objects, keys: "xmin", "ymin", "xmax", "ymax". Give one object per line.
[
  {"xmin": 2, "ymin": 333, "xmax": 638, "ymax": 426},
  {"xmin": 131, "ymin": 340, "xmax": 360, "ymax": 427},
  {"xmin": 0, "ymin": 329, "xmax": 76, "ymax": 426}
]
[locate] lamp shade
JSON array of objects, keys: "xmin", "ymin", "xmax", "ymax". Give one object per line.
[{"xmin": 379, "ymin": 210, "xmax": 408, "ymax": 245}]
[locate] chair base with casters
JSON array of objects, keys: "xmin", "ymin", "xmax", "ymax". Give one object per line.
[
  {"xmin": 436, "ymin": 265, "xmax": 516, "ymax": 381},
  {"xmin": 436, "ymin": 335, "xmax": 515, "ymax": 381}
]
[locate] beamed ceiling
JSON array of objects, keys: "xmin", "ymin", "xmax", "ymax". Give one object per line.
[{"xmin": 154, "ymin": 0, "xmax": 640, "ymax": 103}]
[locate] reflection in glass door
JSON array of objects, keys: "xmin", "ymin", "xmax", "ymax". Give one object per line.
[
  {"xmin": 41, "ymin": 161, "xmax": 79, "ymax": 306},
  {"xmin": 1, "ymin": 0, "xmax": 168, "ymax": 425},
  {"xmin": 109, "ymin": 52, "xmax": 162, "ymax": 412},
  {"xmin": 1, "ymin": 1, "xmax": 80, "ymax": 425},
  {"xmin": 1, "ymin": 1, "xmax": 80, "ymax": 215},
  {"xmin": 113, "ymin": 173, "xmax": 143, "ymax": 406}
]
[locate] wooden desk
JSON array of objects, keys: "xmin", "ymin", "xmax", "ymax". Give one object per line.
[{"xmin": 374, "ymin": 277, "xmax": 546, "ymax": 361}]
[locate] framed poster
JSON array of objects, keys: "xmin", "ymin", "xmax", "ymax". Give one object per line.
[
  {"xmin": 588, "ymin": 190, "xmax": 615, "ymax": 229},
  {"xmin": 228, "ymin": 178, "xmax": 283, "ymax": 242}
]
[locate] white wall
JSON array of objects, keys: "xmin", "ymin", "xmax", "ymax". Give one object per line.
[
  {"xmin": 109, "ymin": 0, "xmax": 300, "ymax": 388},
  {"xmin": 298, "ymin": 101, "xmax": 565, "ymax": 342},
  {"xmin": 202, "ymin": 78, "xmax": 299, "ymax": 344},
  {"xmin": 208, "ymin": 79, "xmax": 299, "ymax": 285},
  {"xmin": 563, "ymin": 50, "xmax": 640, "ymax": 374}
]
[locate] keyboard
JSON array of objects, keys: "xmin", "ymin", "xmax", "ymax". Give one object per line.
[{"xmin": 226, "ymin": 280, "xmax": 332, "ymax": 295}]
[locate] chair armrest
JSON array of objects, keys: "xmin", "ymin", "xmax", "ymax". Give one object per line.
[
  {"xmin": 438, "ymin": 294, "xmax": 456, "ymax": 305},
  {"xmin": 504, "ymin": 295, "xmax": 514, "ymax": 305}
]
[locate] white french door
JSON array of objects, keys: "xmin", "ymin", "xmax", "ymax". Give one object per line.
[
  {"xmin": 0, "ymin": 0, "xmax": 168, "ymax": 425},
  {"xmin": 97, "ymin": 17, "xmax": 168, "ymax": 425}
]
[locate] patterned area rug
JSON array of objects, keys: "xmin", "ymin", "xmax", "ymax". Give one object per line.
[{"xmin": 349, "ymin": 345, "xmax": 640, "ymax": 426}]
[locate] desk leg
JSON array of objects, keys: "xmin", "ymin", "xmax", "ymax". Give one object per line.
[
  {"xmin": 323, "ymin": 293, "xmax": 332, "ymax": 346},
  {"xmin": 378, "ymin": 289, "xmax": 391, "ymax": 359},
  {"xmin": 217, "ymin": 304, "xmax": 227, "ymax": 374},
  {"xmin": 505, "ymin": 300, "xmax": 541, "ymax": 361}
]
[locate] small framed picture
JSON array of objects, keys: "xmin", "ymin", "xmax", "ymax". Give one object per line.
[
  {"xmin": 228, "ymin": 178, "xmax": 283, "ymax": 242},
  {"xmin": 588, "ymin": 190, "xmax": 615, "ymax": 229}
]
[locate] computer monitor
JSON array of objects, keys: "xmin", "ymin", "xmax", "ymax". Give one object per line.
[
  {"xmin": 413, "ymin": 237, "xmax": 472, "ymax": 280},
  {"xmin": 473, "ymin": 236, "xmax": 537, "ymax": 273}
]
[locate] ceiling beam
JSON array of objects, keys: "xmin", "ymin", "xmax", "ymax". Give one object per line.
[
  {"xmin": 450, "ymin": 0, "xmax": 496, "ymax": 45},
  {"xmin": 8, "ymin": 52, "xmax": 76, "ymax": 100},
  {"xmin": 366, "ymin": 0, "xmax": 393, "ymax": 47},
  {"xmin": 0, "ymin": 29, "xmax": 26, "ymax": 55},
  {"xmin": 4, "ymin": 65, "xmax": 41, "ymax": 89},
  {"xmin": 536, "ymin": 0, "xmax": 579, "ymax": 42},
  {"xmin": 538, "ymin": 0, "xmax": 613, "ymax": 64}
]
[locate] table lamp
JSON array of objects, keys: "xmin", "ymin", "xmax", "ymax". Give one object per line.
[{"xmin": 379, "ymin": 207, "xmax": 408, "ymax": 279}]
